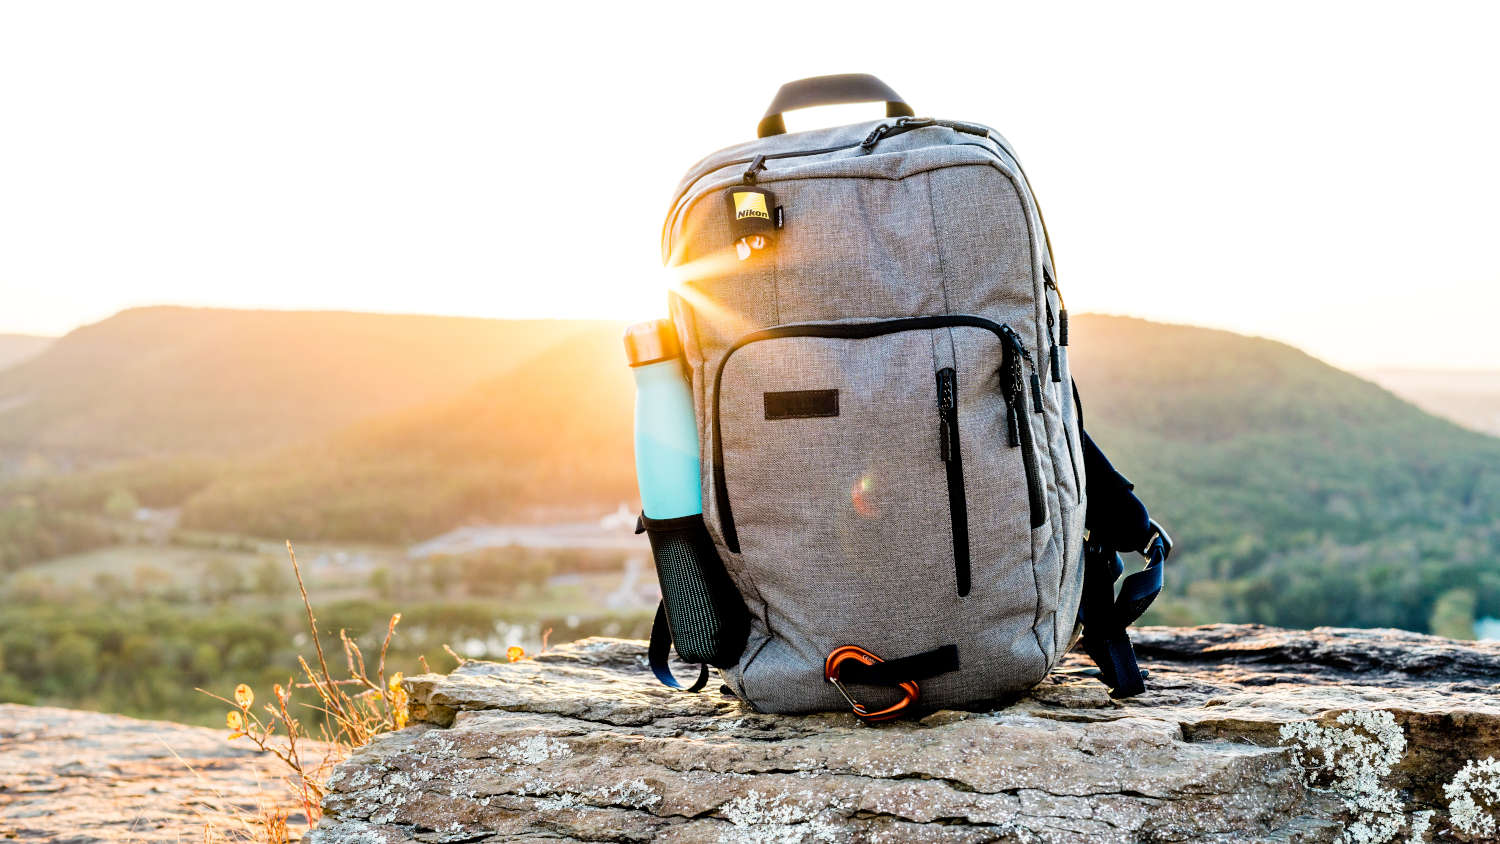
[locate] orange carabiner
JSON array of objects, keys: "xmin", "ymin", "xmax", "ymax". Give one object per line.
[{"xmin": 823, "ymin": 645, "xmax": 920, "ymax": 723}]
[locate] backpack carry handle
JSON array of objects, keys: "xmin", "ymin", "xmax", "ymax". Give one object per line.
[{"xmin": 757, "ymin": 74, "xmax": 915, "ymax": 138}]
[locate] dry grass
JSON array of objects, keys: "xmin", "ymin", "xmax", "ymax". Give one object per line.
[{"xmin": 197, "ymin": 542, "xmax": 415, "ymax": 841}]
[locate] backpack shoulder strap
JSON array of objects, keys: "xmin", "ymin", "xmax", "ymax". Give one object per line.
[
  {"xmin": 1078, "ymin": 525, "xmax": 1170, "ymax": 698},
  {"xmin": 649, "ymin": 600, "xmax": 710, "ymax": 692},
  {"xmin": 1076, "ymin": 405, "xmax": 1172, "ymax": 699}
]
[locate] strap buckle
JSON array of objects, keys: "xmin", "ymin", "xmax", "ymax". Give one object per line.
[
  {"xmin": 1140, "ymin": 518, "xmax": 1173, "ymax": 560},
  {"xmin": 823, "ymin": 645, "xmax": 919, "ymax": 723}
]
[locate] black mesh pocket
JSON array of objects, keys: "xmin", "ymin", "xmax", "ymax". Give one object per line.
[{"xmin": 641, "ymin": 513, "xmax": 748, "ymax": 668}]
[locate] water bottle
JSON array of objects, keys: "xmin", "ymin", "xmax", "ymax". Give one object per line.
[
  {"xmin": 624, "ymin": 318, "xmax": 747, "ymax": 669},
  {"xmin": 624, "ymin": 319, "xmax": 702, "ymax": 519}
]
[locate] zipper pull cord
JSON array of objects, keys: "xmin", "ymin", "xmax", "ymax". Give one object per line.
[
  {"xmin": 1045, "ymin": 269, "xmax": 1069, "ymax": 347},
  {"xmin": 859, "ymin": 123, "xmax": 891, "ymax": 152},
  {"xmin": 862, "ymin": 117, "xmax": 936, "ymax": 154},
  {"xmin": 743, "ymin": 154, "xmax": 767, "ymax": 184},
  {"xmin": 1001, "ymin": 330, "xmax": 1025, "ymax": 446},
  {"xmin": 1003, "ymin": 328, "xmax": 1044, "ymax": 414},
  {"xmin": 1044, "ymin": 296, "xmax": 1062, "ymax": 383},
  {"xmin": 1018, "ymin": 341, "xmax": 1044, "ymax": 413},
  {"xmin": 937, "ymin": 370, "xmax": 957, "ymax": 462}
]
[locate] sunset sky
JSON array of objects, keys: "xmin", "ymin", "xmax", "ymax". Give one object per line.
[{"xmin": 2, "ymin": 2, "xmax": 1497, "ymax": 369}]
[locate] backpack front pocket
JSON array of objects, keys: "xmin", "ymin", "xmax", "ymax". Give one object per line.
[{"xmin": 711, "ymin": 317, "xmax": 1045, "ymax": 682}]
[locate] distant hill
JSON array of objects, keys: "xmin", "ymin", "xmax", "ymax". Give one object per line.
[
  {"xmin": 1069, "ymin": 316, "xmax": 1500, "ymax": 632},
  {"xmin": 0, "ymin": 334, "xmax": 52, "ymax": 372},
  {"xmin": 13, "ymin": 311, "xmax": 1499, "ymax": 635},
  {"xmin": 173, "ymin": 314, "xmax": 1500, "ymax": 635},
  {"xmin": 0, "ymin": 307, "xmax": 618, "ymax": 464},
  {"xmin": 180, "ymin": 321, "xmax": 633, "ymax": 541},
  {"xmin": 1361, "ymin": 368, "xmax": 1500, "ymax": 437}
]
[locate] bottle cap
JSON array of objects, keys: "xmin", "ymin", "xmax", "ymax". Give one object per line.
[{"xmin": 623, "ymin": 318, "xmax": 682, "ymax": 367}]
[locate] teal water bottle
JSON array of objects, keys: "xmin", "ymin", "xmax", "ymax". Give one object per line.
[
  {"xmin": 625, "ymin": 319, "xmax": 702, "ymax": 519},
  {"xmin": 624, "ymin": 318, "xmax": 747, "ymax": 675}
]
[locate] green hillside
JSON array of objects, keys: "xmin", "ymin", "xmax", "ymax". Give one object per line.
[
  {"xmin": 8, "ymin": 311, "xmax": 1498, "ymax": 635},
  {"xmin": 178, "ymin": 320, "xmax": 635, "ymax": 542},
  {"xmin": 0, "ymin": 307, "xmax": 614, "ymax": 463},
  {"xmin": 1070, "ymin": 316, "xmax": 1500, "ymax": 632}
]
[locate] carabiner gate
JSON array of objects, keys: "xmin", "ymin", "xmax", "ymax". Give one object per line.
[{"xmin": 823, "ymin": 645, "xmax": 920, "ymax": 723}]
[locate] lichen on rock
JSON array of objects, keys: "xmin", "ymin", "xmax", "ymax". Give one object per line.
[
  {"xmin": 1444, "ymin": 757, "xmax": 1500, "ymax": 837},
  {"xmin": 1280, "ymin": 710, "xmax": 1407, "ymax": 844}
]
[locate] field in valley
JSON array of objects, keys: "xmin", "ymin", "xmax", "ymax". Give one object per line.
[
  {"xmin": 0, "ymin": 514, "xmax": 657, "ymax": 726},
  {"xmin": 4, "ymin": 308, "xmax": 1500, "ymax": 724}
]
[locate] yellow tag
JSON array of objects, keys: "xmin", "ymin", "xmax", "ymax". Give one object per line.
[{"xmin": 733, "ymin": 191, "xmax": 770, "ymax": 221}]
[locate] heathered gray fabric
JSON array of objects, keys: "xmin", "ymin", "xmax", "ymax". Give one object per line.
[{"xmin": 664, "ymin": 118, "xmax": 1086, "ymax": 713}]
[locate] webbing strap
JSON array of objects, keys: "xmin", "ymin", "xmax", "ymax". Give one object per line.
[
  {"xmin": 1078, "ymin": 525, "xmax": 1170, "ymax": 698},
  {"xmin": 1082, "ymin": 628, "xmax": 1145, "ymax": 698},
  {"xmin": 649, "ymin": 601, "xmax": 709, "ymax": 692},
  {"xmin": 836, "ymin": 644, "xmax": 960, "ymax": 687}
]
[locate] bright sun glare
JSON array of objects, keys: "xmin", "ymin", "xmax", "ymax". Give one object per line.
[{"xmin": 2, "ymin": 4, "xmax": 1499, "ymax": 370}]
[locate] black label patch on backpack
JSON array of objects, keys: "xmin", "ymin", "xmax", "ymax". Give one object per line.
[
  {"xmin": 727, "ymin": 187, "xmax": 776, "ymax": 243},
  {"xmin": 764, "ymin": 389, "xmax": 839, "ymax": 420}
]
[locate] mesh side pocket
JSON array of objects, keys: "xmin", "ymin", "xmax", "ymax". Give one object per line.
[{"xmin": 642, "ymin": 513, "xmax": 748, "ymax": 668}]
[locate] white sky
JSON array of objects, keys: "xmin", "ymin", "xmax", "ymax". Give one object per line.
[{"xmin": 2, "ymin": 2, "xmax": 1497, "ymax": 369}]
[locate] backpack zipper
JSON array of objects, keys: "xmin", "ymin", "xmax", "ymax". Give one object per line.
[
  {"xmin": 681, "ymin": 118, "xmax": 943, "ymax": 196},
  {"xmin": 711, "ymin": 314, "xmax": 1045, "ymax": 553},
  {"xmin": 664, "ymin": 118, "xmax": 964, "ymax": 248},
  {"xmin": 1000, "ymin": 326, "xmax": 1047, "ymax": 529},
  {"xmin": 936, "ymin": 367, "xmax": 971, "ymax": 596},
  {"xmin": 1044, "ymin": 267, "xmax": 1068, "ymax": 347}
]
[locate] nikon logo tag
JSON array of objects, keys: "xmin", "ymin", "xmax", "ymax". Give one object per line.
[{"xmin": 733, "ymin": 191, "xmax": 770, "ymax": 221}]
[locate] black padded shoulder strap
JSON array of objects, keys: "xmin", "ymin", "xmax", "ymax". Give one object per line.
[
  {"xmin": 1078, "ymin": 521, "xmax": 1171, "ymax": 698},
  {"xmin": 1077, "ymin": 426, "xmax": 1172, "ymax": 699}
]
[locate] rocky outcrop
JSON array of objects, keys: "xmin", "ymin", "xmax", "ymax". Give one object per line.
[
  {"xmin": 0, "ymin": 703, "xmax": 318, "ymax": 842},
  {"xmin": 309, "ymin": 626, "xmax": 1500, "ymax": 843}
]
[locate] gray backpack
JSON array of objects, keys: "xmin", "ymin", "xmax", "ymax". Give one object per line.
[{"xmin": 644, "ymin": 74, "xmax": 1172, "ymax": 720}]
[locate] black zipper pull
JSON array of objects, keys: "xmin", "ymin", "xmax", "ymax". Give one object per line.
[
  {"xmin": 1045, "ymin": 267, "xmax": 1069, "ymax": 347},
  {"xmin": 1044, "ymin": 297, "xmax": 1061, "ymax": 382},
  {"xmin": 1001, "ymin": 326, "xmax": 1044, "ymax": 414},
  {"xmin": 743, "ymin": 154, "xmax": 767, "ymax": 184},
  {"xmin": 1001, "ymin": 328, "xmax": 1025, "ymax": 447},
  {"xmin": 933, "ymin": 118, "xmax": 988, "ymax": 136},
  {"xmin": 937, "ymin": 368, "xmax": 958, "ymax": 463},
  {"xmin": 860, "ymin": 123, "xmax": 891, "ymax": 152}
]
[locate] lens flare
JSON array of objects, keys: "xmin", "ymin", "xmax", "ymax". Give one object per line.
[
  {"xmin": 850, "ymin": 472, "xmax": 879, "ymax": 519},
  {"xmin": 662, "ymin": 233, "xmax": 786, "ymax": 342}
]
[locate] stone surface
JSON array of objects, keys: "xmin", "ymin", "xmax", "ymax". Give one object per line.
[
  {"xmin": 0, "ymin": 703, "xmax": 322, "ymax": 842},
  {"xmin": 309, "ymin": 626, "xmax": 1500, "ymax": 843}
]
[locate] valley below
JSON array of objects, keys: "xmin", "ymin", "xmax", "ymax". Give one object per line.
[{"xmin": 2, "ymin": 307, "xmax": 1499, "ymax": 730}]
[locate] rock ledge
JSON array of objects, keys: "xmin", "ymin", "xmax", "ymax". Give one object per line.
[{"xmin": 309, "ymin": 625, "xmax": 1500, "ymax": 843}]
